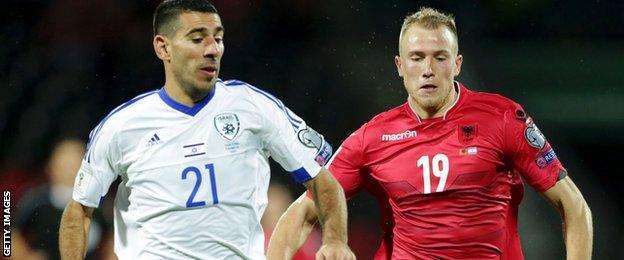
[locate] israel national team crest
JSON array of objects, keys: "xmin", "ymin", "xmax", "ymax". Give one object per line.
[{"xmin": 214, "ymin": 113, "xmax": 240, "ymax": 141}]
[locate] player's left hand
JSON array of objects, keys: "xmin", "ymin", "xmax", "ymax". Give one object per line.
[{"xmin": 315, "ymin": 241, "xmax": 356, "ymax": 260}]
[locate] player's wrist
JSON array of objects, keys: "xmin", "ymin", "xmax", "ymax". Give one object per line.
[{"xmin": 321, "ymin": 237, "xmax": 348, "ymax": 246}]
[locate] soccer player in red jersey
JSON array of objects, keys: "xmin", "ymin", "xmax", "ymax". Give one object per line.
[{"xmin": 267, "ymin": 7, "xmax": 592, "ymax": 260}]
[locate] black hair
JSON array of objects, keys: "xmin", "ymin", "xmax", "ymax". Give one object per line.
[{"xmin": 153, "ymin": 0, "xmax": 218, "ymax": 36}]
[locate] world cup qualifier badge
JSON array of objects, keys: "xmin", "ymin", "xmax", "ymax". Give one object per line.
[
  {"xmin": 297, "ymin": 127, "xmax": 324, "ymax": 150},
  {"xmin": 214, "ymin": 113, "xmax": 240, "ymax": 141},
  {"xmin": 524, "ymin": 118, "xmax": 546, "ymax": 149}
]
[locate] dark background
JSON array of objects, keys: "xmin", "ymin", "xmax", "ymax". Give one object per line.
[{"xmin": 1, "ymin": 0, "xmax": 622, "ymax": 259}]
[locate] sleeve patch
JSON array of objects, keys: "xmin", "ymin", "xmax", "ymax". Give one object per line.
[
  {"xmin": 315, "ymin": 141, "xmax": 333, "ymax": 166},
  {"xmin": 297, "ymin": 127, "xmax": 333, "ymax": 166},
  {"xmin": 535, "ymin": 148, "xmax": 557, "ymax": 168},
  {"xmin": 74, "ymin": 164, "xmax": 93, "ymax": 196},
  {"xmin": 297, "ymin": 127, "xmax": 324, "ymax": 149},
  {"xmin": 524, "ymin": 119, "xmax": 546, "ymax": 149}
]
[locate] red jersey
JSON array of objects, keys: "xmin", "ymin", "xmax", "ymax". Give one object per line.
[{"xmin": 328, "ymin": 82, "xmax": 566, "ymax": 259}]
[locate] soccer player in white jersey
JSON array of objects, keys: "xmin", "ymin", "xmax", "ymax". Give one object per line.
[{"xmin": 59, "ymin": 1, "xmax": 355, "ymax": 259}]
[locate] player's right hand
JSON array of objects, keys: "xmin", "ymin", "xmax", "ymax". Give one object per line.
[{"xmin": 315, "ymin": 241, "xmax": 356, "ymax": 260}]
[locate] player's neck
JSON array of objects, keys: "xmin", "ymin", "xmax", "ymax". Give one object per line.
[
  {"xmin": 163, "ymin": 80, "xmax": 212, "ymax": 107},
  {"xmin": 163, "ymin": 82, "xmax": 195, "ymax": 107},
  {"xmin": 408, "ymin": 86, "xmax": 458, "ymax": 120}
]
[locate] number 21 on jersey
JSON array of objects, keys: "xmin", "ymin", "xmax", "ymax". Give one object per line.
[
  {"xmin": 417, "ymin": 154, "xmax": 449, "ymax": 194},
  {"xmin": 181, "ymin": 163, "xmax": 219, "ymax": 208}
]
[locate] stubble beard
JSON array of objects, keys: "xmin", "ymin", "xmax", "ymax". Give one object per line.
[
  {"xmin": 410, "ymin": 86, "xmax": 453, "ymax": 115},
  {"xmin": 175, "ymin": 67, "xmax": 215, "ymax": 103}
]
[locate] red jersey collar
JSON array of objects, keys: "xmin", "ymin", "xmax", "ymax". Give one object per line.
[{"xmin": 404, "ymin": 81, "xmax": 467, "ymax": 124}]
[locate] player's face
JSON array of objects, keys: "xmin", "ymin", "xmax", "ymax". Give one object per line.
[
  {"xmin": 169, "ymin": 12, "xmax": 224, "ymax": 97},
  {"xmin": 395, "ymin": 25, "xmax": 462, "ymax": 113}
]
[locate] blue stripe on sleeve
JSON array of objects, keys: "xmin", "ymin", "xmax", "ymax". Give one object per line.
[
  {"xmin": 86, "ymin": 90, "xmax": 158, "ymax": 163},
  {"xmin": 290, "ymin": 167, "xmax": 313, "ymax": 184}
]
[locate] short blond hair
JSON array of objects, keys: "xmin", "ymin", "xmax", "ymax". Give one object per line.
[{"xmin": 399, "ymin": 7, "xmax": 458, "ymax": 50}]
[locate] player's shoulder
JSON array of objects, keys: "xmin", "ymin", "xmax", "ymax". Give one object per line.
[
  {"xmin": 364, "ymin": 103, "xmax": 411, "ymax": 129},
  {"xmin": 350, "ymin": 103, "xmax": 411, "ymax": 140},
  {"xmin": 107, "ymin": 90, "xmax": 159, "ymax": 121},
  {"xmin": 219, "ymin": 78, "xmax": 286, "ymax": 107},
  {"xmin": 91, "ymin": 89, "xmax": 160, "ymax": 136},
  {"xmin": 464, "ymin": 85, "xmax": 523, "ymax": 115},
  {"xmin": 220, "ymin": 78, "xmax": 265, "ymax": 97}
]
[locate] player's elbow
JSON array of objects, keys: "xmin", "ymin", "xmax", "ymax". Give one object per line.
[
  {"xmin": 562, "ymin": 194, "xmax": 592, "ymax": 228},
  {"xmin": 580, "ymin": 199, "xmax": 592, "ymax": 225}
]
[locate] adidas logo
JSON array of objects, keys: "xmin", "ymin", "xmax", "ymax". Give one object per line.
[{"xmin": 147, "ymin": 133, "xmax": 163, "ymax": 146}]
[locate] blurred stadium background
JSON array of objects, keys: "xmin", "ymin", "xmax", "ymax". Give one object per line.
[{"xmin": 1, "ymin": 0, "xmax": 622, "ymax": 259}]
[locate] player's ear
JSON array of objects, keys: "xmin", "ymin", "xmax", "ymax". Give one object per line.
[
  {"xmin": 395, "ymin": 55, "xmax": 404, "ymax": 77},
  {"xmin": 153, "ymin": 35, "xmax": 171, "ymax": 62},
  {"xmin": 454, "ymin": 54, "xmax": 463, "ymax": 77}
]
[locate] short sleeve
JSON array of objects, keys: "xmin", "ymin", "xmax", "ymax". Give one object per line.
[
  {"xmin": 326, "ymin": 125, "xmax": 367, "ymax": 199},
  {"xmin": 72, "ymin": 122, "xmax": 122, "ymax": 208},
  {"xmin": 503, "ymin": 103, "xmax": 567, "ymax": 192},
  {"xmin": 251, "ymin": 86, "xmax": 332, "ymax": 184}
]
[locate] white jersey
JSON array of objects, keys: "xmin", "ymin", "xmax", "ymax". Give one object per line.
[{"xmin": 72, "ymin": 79, "xmax": 332, "ymax": 259}]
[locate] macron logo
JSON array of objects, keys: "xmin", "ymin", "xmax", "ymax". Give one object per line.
[
  {"xmin": 381, "ymin": 130, "xmax": 417, "ymax": 141},
  {"xmin": 147, "ymin": 133, "xmax": 162, "ymax": 146}
]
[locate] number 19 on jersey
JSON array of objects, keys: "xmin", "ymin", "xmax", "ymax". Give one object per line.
[{"xmin": 417, "ymin": 154, "xmax": 449, "ymax": 194}]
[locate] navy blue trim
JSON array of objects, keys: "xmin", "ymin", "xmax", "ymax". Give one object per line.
[
  {"xmin": 183, "ymin": 143, "xmax": 204, "ymax": 148},
  {"xmin": 290, "ymin": 167, "xmax": 313, "ymax": 184},
  {"xmin": 184, "ymin": 152, "xmax": 206, "ymax": 158},
  {"xmin": 158, "ymin": 86, "xmax": 216, "ymax": 116},
  {"xmin": 223, "ymin": 80, "xmax": 302, "ymax": 130},
  {"xmin": 86, "ymin": 90, "xmax": 158, "ymax": 163}
]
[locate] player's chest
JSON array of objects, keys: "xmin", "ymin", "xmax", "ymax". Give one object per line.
[
  {"xmin": 121, "ymin": 110, "xmax": 264, "ymax": 170},
  {"xmin": 369, "ymin": 121, "xmax": 504, "ymax": 197}
]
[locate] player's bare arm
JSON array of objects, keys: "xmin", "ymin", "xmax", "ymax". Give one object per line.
[
  {"xmin": 59, "ymin": 199, "xmax": 94, "ymax": 260},
  {"xmin": 266, "ymin": 193, "xmax": 318, "ymax": 259},
  {"xmin": 542, "ymin": 175, "xmax": 593, "ymax": 260},
  {"xmin": 301, "ymin": 167, "xmax": 354, "ymax": 260}
]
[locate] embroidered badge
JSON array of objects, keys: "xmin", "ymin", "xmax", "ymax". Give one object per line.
[
  {"xmin": 458, "ymin": 124, "xmax": 478, "ymax": 143},
  {"xmin": 524, "ymin": 119, "xmax": 546, "ymax": 149},
  {"xmin": 536, "ymin": 148, "xmax": 557, "ymax": 168},
  {"xmin": 214, "ymin": 113, "xmax": 241, "ymax": 141}
]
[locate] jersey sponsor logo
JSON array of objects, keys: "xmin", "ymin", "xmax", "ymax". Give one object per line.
[
  {"xmin": 381, "ymin": 130, "xmax": 417, "ymax": 141},
  {"xmin": 146, "ymin": 133, "xmax": 163, "ymax": 147},
  {"xmin": 214, "ymin": 113, "xmax": 240, "ymax": 141},
  {"xmin": 535, "ymin": 148, "xmax": 557, "ymax": 168},
  {"xmin": 524, "ymin": 119, "xmax": 546, "ymax": 149},
  {"xmin": 458, "ymin": 124, "xmax": 477, "ymax": 143}
]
